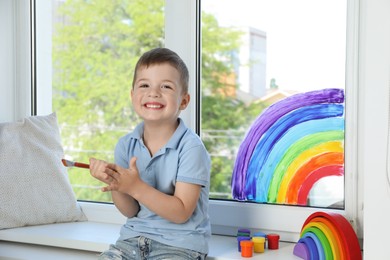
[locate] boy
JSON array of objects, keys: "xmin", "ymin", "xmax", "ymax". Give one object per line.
[{"xmin": 89, "ymin": 48, "xmax": 211, "ymax": 259}]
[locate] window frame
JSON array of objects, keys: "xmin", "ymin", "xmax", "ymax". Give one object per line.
[{"xmin": 30, "ymin": 0, "xmax": 361, "ymax": 241}]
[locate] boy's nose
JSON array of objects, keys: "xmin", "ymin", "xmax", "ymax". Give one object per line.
[{"xmin": 148, "ymin": 87, "xmax": 161, "ymax": 97}]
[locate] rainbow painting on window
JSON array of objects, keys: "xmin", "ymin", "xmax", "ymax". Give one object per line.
[{"xmin": 231, "ymin": 88, "xmax": 345, "ymax": 206}]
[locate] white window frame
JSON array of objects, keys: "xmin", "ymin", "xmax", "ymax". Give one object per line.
[
  {"xmin": 24, "ymin": 0, "xmax": 362, "ymax": 242},
  {"xmin": 164, "ymin": 0, "xmax": 361, "ymax": 241},
  {"xmin": 0, "ymin": 0, "xmax": 32, "ymax": 122}
]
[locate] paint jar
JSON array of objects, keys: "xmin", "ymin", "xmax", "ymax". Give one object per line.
[
  {"xmin": 253, "ymin": 232, "xmax": 267, "ymax": 248},
  {"xmin": 253, "ymin": 231, "xmax": 266, "ymax": 238},
  {"xmin": 237, "ymin": 236, "xmax": 251, "ymax": 252},
  {"xmin": 252, "ymin": 236, "xmax": 265, "ymax": 253},
  {"xmin": 237, "ymin": 228, "xmax": 251, "ymax": 237},
  {"xmin": 240, "ymin": 240, "xmax": 254, "ymax": 257},
  {"xmin": 267, "ymin": 233, "xmax": 280, "ymax": 250}
]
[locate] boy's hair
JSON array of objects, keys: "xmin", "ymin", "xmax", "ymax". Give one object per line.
[{"xmin": 132, "ymin": 48, "xmax": 189, "ymax": 94}]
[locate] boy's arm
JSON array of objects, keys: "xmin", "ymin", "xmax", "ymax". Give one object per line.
[
  {"xmin": 111, "ymin": 191, "xmax": 140, "ymax": 218},
  {"xmin": 89, "ymin": 158, "xmax": 139, "ymax": 218},
  {"xmin": 103, "ymin": 157, "xmax": 202, "ymax": 224},
  {"xmin": 131, "ymin": 180, "xmax": 201, "ymax": 224}
]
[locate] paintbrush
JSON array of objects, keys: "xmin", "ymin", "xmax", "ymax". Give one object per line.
[{"xmin": 61, "ymin": 159, "xmax": 90, "ymax": 169}]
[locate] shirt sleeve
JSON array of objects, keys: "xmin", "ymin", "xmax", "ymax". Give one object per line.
[{"xmin": 176, "ymin": 142, "xmax": 211, "ymax": 187}]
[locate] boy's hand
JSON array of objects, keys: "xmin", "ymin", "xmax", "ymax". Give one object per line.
[
  {"xmin": 89, "ymin": 158, "xmax": 113, "ymax": 185},
  {"xmin": 101, "ymin": 157, "xmax": 141, "ymax": 194}
]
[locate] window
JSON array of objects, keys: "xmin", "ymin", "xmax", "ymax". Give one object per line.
[
  {"xmin": 35, "ymin": 0, "xmax": 360, "ymax": 241},
  {"xmin": 201, "ymin": 0, "xmax": 347, "ymax": 209},
  {"xmin": 44, "ymin": 0, "xmax": 163, "ymax": 202}
]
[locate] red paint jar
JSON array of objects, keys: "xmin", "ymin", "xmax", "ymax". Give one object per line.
[{"xmin": 267, "ymin": 233, "xmax": 280, "ymax": 250}]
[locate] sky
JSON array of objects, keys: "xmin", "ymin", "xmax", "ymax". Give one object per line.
[{"xmin": 202, "ymin": 0, "xmax": 347, "ymax": 92}]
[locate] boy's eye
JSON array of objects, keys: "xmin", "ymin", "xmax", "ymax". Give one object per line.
[
  {"xmin": 139, "ymin": 84, "xmax": 149, "ymax": 88},
  {"xmin": 161, "ymin": 85, "xmax": 172, "ymax": 89}
]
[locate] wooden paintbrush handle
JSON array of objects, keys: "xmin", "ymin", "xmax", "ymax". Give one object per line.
[{"xmin": 74, "ymin": 162, "xmax": 90, "ymax": 169}]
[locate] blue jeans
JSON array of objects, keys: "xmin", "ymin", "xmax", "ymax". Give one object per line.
[{"xmin": 98, "ymin": 236, "xmax": 207, "ymax": 260}]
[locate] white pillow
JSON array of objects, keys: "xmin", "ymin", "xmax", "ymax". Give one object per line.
[{"xmin": 0, "ymin": 113, "xmax": 87, "ymax": 229}]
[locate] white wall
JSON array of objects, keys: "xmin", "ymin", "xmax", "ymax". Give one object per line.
[
  {"xmin": 360, "ymin": 0, "xmax": 390, "ymax": 258},
  {"xmin": 1, "ymin": 0, "xmax": 390, "ymax": 258}
]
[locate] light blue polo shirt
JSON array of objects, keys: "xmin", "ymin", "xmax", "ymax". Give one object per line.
[{"xmin": 114, "ymin": 118, "xmax": 211, "ymax": 254}]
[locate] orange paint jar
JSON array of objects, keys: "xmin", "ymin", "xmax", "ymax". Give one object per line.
[{"xmin": 240, "ymin": 240, "xmax": 254, "ymax": 257}]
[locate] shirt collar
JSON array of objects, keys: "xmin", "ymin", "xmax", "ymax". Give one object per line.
[{"xmin": 130, "ymin": 118, "xmax": 187, "ymax": 150}]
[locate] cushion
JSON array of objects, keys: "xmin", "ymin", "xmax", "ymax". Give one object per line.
[{"xmin": 0, "ymin": 113, "xmax": 87, "ymax": 229}]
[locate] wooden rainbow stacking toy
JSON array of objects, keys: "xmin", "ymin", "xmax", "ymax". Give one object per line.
[{"xmin": 293, "ymin": 212, "xmax": 362, "ymax": 260}]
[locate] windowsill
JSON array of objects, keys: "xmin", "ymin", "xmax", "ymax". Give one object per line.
[
  {"xmin": 0, "ymin": 201, "xmax": 300, "ymax": 259},
  {"xmin": 0, "ymin": 221, "xmax": 299, "ymax": 259},
  {"xmin": 0, "ymin": 222, "xmax": 119, "ymax": 252}
]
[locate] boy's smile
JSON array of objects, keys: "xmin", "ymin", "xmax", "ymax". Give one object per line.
[
  {"xmin": 144, "ymin": 102, "xmax": 164, "ymax": 109},
  {"xmin": 131, "ymin": 63, "xmax": 190, "ymax": 125}
]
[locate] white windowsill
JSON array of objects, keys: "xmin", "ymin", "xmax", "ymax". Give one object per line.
[
  {"xmin": 0, "ymin": 221, "xmax": 299, "ymax": 259},
  {"xmin": 0, "ymin": 202, "xmax": 300, "ymax": 259},
  {"xmin": 0, "ymin": 222, "xmax": 119, "ymax": 253}
]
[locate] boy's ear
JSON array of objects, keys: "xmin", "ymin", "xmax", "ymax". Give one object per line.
[{"xmin": 180, "ymin": 93, "xmax": 190, "ymax": 110}]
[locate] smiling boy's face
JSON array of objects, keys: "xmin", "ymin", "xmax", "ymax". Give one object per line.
[{"xmin": 131, "ymin": 63, "xmax": 190, "ymax": 125}]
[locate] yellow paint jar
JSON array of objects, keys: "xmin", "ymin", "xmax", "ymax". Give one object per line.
[{"xmin": 252, "ymin": 236, "xmax": 265, "ymax": 253}]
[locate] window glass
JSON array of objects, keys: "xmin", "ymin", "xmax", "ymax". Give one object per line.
[
  {"xmin": 201, "ymin": 0, "xmax": 347, "ymax": 208},
  {"xmin": 50, "ymin": 0, "xmax": 348, "ymax": 209},
  {"xmin": 51, "ymin": 0, "xmax": 165, "ymax": 202}
]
